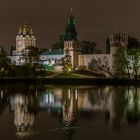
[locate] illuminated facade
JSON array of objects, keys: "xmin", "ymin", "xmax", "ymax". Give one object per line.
[
  {"xmin": 39, "ymin": 10, "xmax": 129, "ymax": 75},
  {"xmin": 63, "ymin": 9, "xmax": 79, "ymax": 69},
  {"xmin": 39, "ymin": 9, "xmax": 80, "ymax": 70},
  {"xmin": 16, "ymin": 23, "xmax": 36, "ymax": 54},
  {"xmin": 9, "ymin": 23, "xmax": 36, "ymax": 65},
  {"xmin": 78, "ymin": 34, "xmax": 128, "ymax": 75},
  {"xmin": 8, "ymin": 11, "xmax": 129, "ymax": 75}
]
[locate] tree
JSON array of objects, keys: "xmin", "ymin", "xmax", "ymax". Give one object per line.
[
  {"xmin": 23, "ymin": 46, "xmax": 39, "ymax": 63},
  {"xmin": 63, "ymin": 49, "xmax": 72, "ymax": 77},
  {"xmin": 127, "ymin": 49, "xmax": 140, "ymax": 79},
  {"xmin": 80, "ymin": 41, "xmax": 98, "ymax": 54},
  {"xmin": 128, "ymin": 37, "xmax": 140, "ymax": 49},
  {"xmin": 10, "ymin": 46, "xmax": 16, "ymax": 55},
  {"xmin": 0, "ymin": 47, "xmax": 11, "ymax": 77},
  {"xmin": 39, "ymin": 48, "xmax": 48, "ymax": 54},
  {"xmin": 115, "ymin": 47, "xmax": 130, "ymax": 78},
  {"xmin": 52, "ymin": 42, "xmax": 62, "ymax": 50},
  {"xmin": 21, "ymin": 46, "xmax": 41, "ymax": 77},
  {"xmin": 88, "ymin": 57, "xmax": 115, "ymax": 78},
  {"xmin": 52, "ymin": 42, "xmax": 64, "ymax": 50},
  {"xmin": 52, "ymin": 35, "xmax": 64, "ymax": 50}
]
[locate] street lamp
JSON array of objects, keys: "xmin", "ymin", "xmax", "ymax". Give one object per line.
[{"xmin": 1, "ymin": 68, "xmax": 4, "ymax": 78}]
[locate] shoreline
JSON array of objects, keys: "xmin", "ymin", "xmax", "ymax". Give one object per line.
[{"xmin": 0, "ymin": 77, "xmax": 140, "ymax": 85}]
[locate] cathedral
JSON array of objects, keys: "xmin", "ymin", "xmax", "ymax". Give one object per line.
[
  {"xmin": 9, "ymin": 23, "xmax": 36, "ymax": 65},
  {"xmin": 16, "ymin": 23, "xmax": 36, "ymax": 54},
  {"xmin": 9, "ymin": 10, "xmax": 129, "ymax": 76}
]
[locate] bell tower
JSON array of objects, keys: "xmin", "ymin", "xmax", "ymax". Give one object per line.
[{"xmin": 64, "ymin": 8, "xmax": 79, "ymax": 69}]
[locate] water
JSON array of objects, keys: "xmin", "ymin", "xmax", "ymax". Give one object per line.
[{"xmin": 0, "ymin": 84, "xmax": 140, "ymax": 140}]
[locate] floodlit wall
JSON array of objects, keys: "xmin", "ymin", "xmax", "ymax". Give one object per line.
[{"xmin": 78, "ymin": 54, "xmax": 111, "ymax": 69}]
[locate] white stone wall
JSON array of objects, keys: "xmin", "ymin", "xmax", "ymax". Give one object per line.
[{"xmin": 78, "ymin": 54, "xmax": 111, "ymax": 69}]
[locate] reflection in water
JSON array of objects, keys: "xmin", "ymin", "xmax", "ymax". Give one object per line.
[
  {"xmin": 10, "ymin": 94, "xmax": 35, "ymax": 137},
  {"xmin": 0, "ymin": 85, "xmax": 140, "ymax": 139}
]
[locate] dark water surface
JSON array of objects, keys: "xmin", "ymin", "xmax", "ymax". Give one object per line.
[{"xmin": 0, "ymin": 84, "xmax": 140, "ymax": 140}]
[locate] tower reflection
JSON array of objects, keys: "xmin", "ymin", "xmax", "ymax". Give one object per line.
[
  {"xmin": 0, "ymin": 85, "xmax": 140, "ymax": 139},
  {"xmin": 10, "ymin": 94, "xmax": 36, "ymax": 137}
]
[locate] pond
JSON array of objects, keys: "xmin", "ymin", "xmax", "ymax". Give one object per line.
[{"xmin": 0, "ymin": 84, "xmax": 140, "ymax": 140}]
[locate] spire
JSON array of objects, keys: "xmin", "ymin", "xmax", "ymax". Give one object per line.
[
  {"xmin": 69, "ymin": 7, "xmax": 75, "ymax": 19},
  {"xmin": 64, "ymin": 8, "xmax": 78, "ymax": 41},
  {"xmin": 70, "ymin": 7, "xmax": 73, "ymax": 16}
]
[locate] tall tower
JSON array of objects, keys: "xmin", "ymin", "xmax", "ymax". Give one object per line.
[
  {"xmin": 110, "ymin": 33, "xmax": 128, "ymax": 75},
  {"xmin": 16, "ymin": 23, "xmax": 36, "ymax": 54},
  {"xmin": 64, "ymin": 8, "xmax": 79, "ymax": 69}
]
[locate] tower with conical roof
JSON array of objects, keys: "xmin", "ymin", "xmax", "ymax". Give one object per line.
[
  {"xmin": 64, "ymin": 8, "xmax": 79, "ymax": 69},
  {"xmin": 16, "ymin": 23, "xmax": 36, "ymax": 54}
]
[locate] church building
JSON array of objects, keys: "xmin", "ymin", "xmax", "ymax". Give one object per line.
[
  {"xmin": 9, "ymin": 9, "xmax": 129, "ymax": 76},
  {"xmin": 9, "ymin": 23, "xmax": 36, "ymax": 65},
  {"xmin": 40, "ymin": 9, "xmax": 80, "ymax": 71},
  {"xmin": 39, "ymin": 9, "xmax": 128, "ymax": 75}
]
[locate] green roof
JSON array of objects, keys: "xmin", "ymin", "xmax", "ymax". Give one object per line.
[{"xmin": 64, "ymin": 15, "xmax": 78, "ymax": 41}]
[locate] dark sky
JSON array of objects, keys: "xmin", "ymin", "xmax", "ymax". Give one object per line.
[{"xmin": 1, "ymin": 0, "xmax": 140, "ymax": 52}]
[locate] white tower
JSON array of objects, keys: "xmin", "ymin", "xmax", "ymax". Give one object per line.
[
  {"xmin": 110, "ymin": 33, "xmax": 128, "ymax": 75},
  {"xmin": 16, "ymin": 23, "xmax": 36, "ymax": 54},
  {"xmin": 64, "ymin": 41, "xmax": 79, "ymax": 69}
]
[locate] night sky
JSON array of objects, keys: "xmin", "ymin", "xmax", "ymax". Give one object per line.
[{"xmin": 0, "ymin": 0, "xmax": 140, "ymax": 52}]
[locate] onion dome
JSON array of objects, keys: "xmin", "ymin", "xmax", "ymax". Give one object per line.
[{"xmin": 18, "ymin": 23, "xmax": 34, "ymax": 37}]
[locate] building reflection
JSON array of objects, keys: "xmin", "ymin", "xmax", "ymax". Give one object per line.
[
  {"xmin": 0, "ymin": 87, "xmax": 8, "ymax": 115},
  {"xmin": 39, "ymin": 88, "xmax": 63, "ymax": 113},
  {"xmin": 1, "ymin": 85, "xmax": 140, "ymax": 138},
  {"xmin": 10, "ymin": 93, "xmax": 38, "ymax": 137}
]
